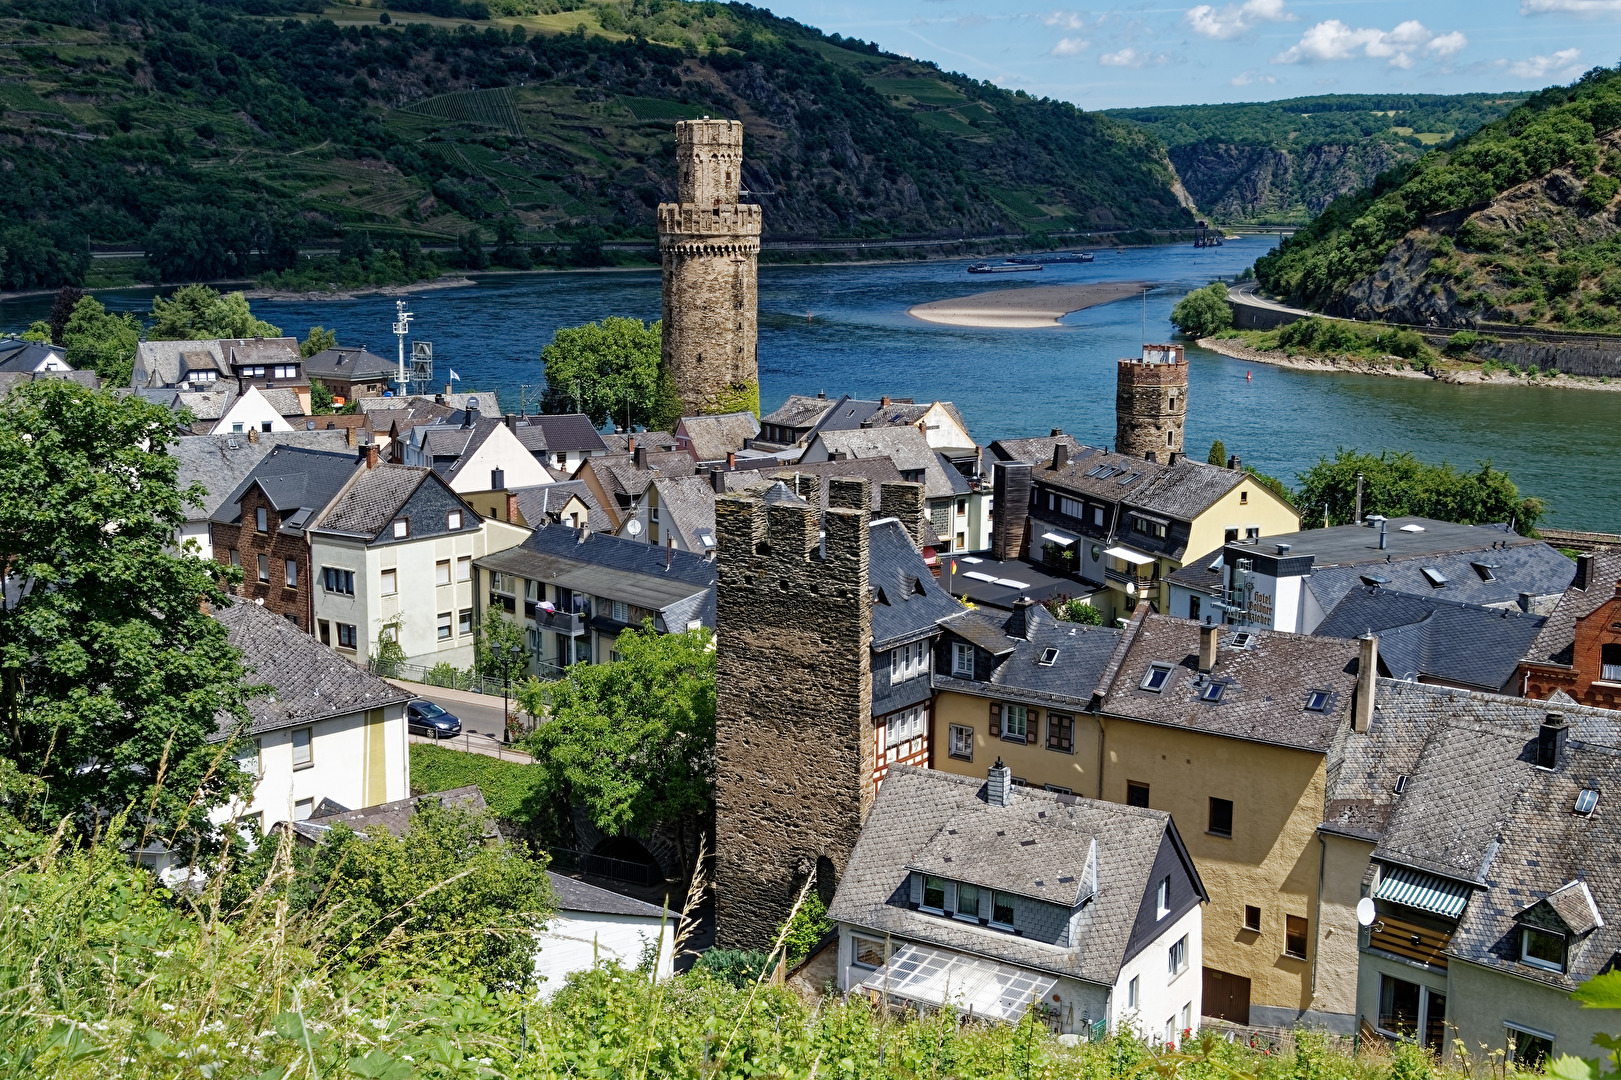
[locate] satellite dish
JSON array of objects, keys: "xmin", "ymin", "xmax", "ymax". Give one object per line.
[
  {"xmin": 626, "ymin": 519, "xmax": 643, "ymax": 537},
  {"xmin": 1356, "ymin": 897, "xmax": 1377, "ymax": 927}
]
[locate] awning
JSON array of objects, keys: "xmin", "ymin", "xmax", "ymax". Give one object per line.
[
  {"xmin": 1041, "ymin": 532, "xmax": 1077, "ymax": 547},
  {"xmin": 1375, "ymin": 865, "xmax": 1472, "ymax": 919},
  {"xmin": 1103, "ymin": 546, "xmax": 1155, "ymax": 566},
  {"xmin": 860, "ymin": 943, "xmax": 1057, "ymax": 1023}
]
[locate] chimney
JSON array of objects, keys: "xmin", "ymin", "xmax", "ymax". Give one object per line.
[
  {"xmin": 1199, "ymin": 623, "xmax": 1219, "ymax": 673},
  {"xmin": 665, "ymin": 534, "xmax": 674, "ymax": 569},
  {"xmin": 365, "ymin": 444, "xmax": 379, "ymax": 469},
  {"xmin": 1007, "ymin": 597, "xmax": 1036, "ymax": 640},
  {"xmin": 1574, "ymin": 552, "xmax": 1594, "ymax": 591},
  {"xmin": 1227, "ymin": 455, "xmax": 1240, "ymax": 471},
  {"xmin": 1537, "ymin": 713, "xmax": 1569, "ymax": 769},
  {"xmin": 1168, "ymin": 451, "xmax": 1181, "ymax": 465},
  {"xmin": 491, "ymin": 467, "xmax": 505, "ymax": 490},
  {"xmin": 1353, "ymin": 633, "xmax": 1378, "ymax": 733},
  {"xmin": 711, "ymin": 467, "xmax": 726, "ymax": 493},
  {"xmin": 346, "ymin": 425, "xmax": 359, "ymax": 447},
  {"xmin": 634, "ymin": 445, "xmax": 647, "ymax": 470},
  {"xmin": 627, "ymin": 435, "xmax": 637, "ymax": 454},
  {"xmin": 987, "ymin": 758, "xmax": 1013, "ymax": 808},
  {"xmin": 1052, "ymin": 443, "xmax": 1069, "ymax": 469},
  {"xmin": 880, "ymin": 395, "xmax": 891, "ymax": 408},
  {"xmin": 726, "ymin": 451, "xmax": 737, "ymax": 470},
  {"xmin": 992, "ymin": 462, "xmax": 1033, "ymax": 561},
  {"xmin": 576, "ymin": 522, "xmax": 590, "ymax": 544},
  {"xmin": 506, "ymin": 490, "xmax": 519, "ymax": 524},
  {"xmin": 817, "ymin": 390, "xmax": 826, "ymax": 399},
  {"xmin": 1518, "ymin": 591, "xmax": 1535, "ymax": 613},
  {"xmin": 444, "ymin": 383, "xmax": 452, "ymax": 396},
  {"xmin": 1050, "ymin": 428, "xmax": 1064, "ymax": 437},
  {"xmin": 505, "ymin": 413, "xmax": 517, "ymax": 431},
  {"xmin": 246, "ymin": 426, "xmax": 258, "ymax": 444},
  {"xmin": 831, "ymin": 450, "xmax": 848, "ymax": 462},
  {"xmin": 461, "ymin": 409, "xmax": 472, "ymax": 429},
  {"xmin": 435, "ymin": 393, "xmax": 445, "ymax": 405}
]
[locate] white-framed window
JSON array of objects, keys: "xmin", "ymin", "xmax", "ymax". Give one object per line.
[
  {"xmin": 612, "ymin": 599, "xmax": 629, "ymax": 623},
  {"xmin": 922, "ymin": 875, "xmax": 947, "ymax": 912},
  {"xmin": 1128, "ymin": 976, "xmax": 1139, "ymax": 1009},
  {"xmin": 1002, "ymin": 704, "xmax": 1028, "ymax": 741},
  {"xmin": 1377, "ymin": 973, "xmax": 1447, "ymax": 1044},
  {"xmin": 951, "ymin": 642, "xmax": 974, "ymax": 678},
  {"xmin": 436, "ymin": 559, "xmax": 451, "ymax": 586},
  {"xmin": 437, "ymin": 612, "xmax": 452, "ymax": 641},
  {"xmin": 457, "ymin": 555, "xmax": 472, "ymax": 582},
  {"xmin": 272, "ymin": 364, "xmax": 298, "ymax": 379},
  {"xmin": 256, "ymin": 554, "xmax": 270, "ymax": 583},
  {"xmin": 1168, "ymin": 935, "xmax": 1188, "ymax": 976},
  {"xmin": 284, "ymin": 558, "xmax": 297, "ymax": 588},
  {"xmin": 447, "ymin": 510, "xmax": 462, "ymax": 530},
  {"xmin": 852, "ymin": 936, "xmax": 889, "ymax": 969},
  {"xmin": 293, "ymin": 797, "xmax": 313, "ymax": 821},
  {"xmin": 890, "ymin": 639, "xmax": 929, "ymax": 682},
  {"xmin": 237, "ymin": 738, "xmax": 261, "ymax": 778},
  {"xmin": 335, "ymin": 623, "xmax": 357, "ymax": 650},
  {"xmin": 1059, "ymin": 495, "xmax": 1083, "ymax": 518},
  {"xmin": 392, "ymin": 519, "xmax": 409, "ymax": 539},
  {"xmin": 1141, "ymin": 663, "xmax": 1174, "ymax": 692},
  {"xmin": 255, "ymin": 506, "xmax": 268, "ymax": 532},
  {"xmin": 885, "ymin": 705, "xmax": 927, "ymax": 749},
  {"xmin": 291, "ymin": 727, "xmax": 313, "ymax": 768},
  {"xmin": 1521, "ymin": 926, "xmax": 1566, "ymax": 972},
  {"xmin": 1156, "ymin": 876, "xmax": 1171, "ymax": 919},
  {"xmin": 1507, "ymin": 1025, "xmax": 1555, "ymax": 1069},
  {"xmin": 458, "ymin": 609, "xmax": 473, "ymax": 635},
  {"xmin": 949, "ymin": 723, "xmax": 974, "ymax": 761},
  {"xmin": 379, "ymin": 568, "xmax": 396, "ymax": 596}
]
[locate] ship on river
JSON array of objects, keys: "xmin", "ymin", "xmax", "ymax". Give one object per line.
[{"xmin": 967, "ymin": 260, "xmax": 1044, "ymax": 274}]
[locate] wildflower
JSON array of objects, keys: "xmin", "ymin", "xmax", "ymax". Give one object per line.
[{"xmin": 160, "ymin": 1003, "xmax": 176, "ymax": 1013}]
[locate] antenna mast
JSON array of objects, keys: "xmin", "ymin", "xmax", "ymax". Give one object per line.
[{"xmin": 392, "ymin": 300, "xmax": 413, "ymax": 396}]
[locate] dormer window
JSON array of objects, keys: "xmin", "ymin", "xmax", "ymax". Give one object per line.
[
  {"xmin": 392, "ymin": 518, "xmax": 409, "ymax": 539},
  {"xmin": 922, "ymin": 875, "xmax": 947, "ymax": 912},
  {"xmin": 1520, "ymin": 926, "xmax": 1566, "ymax": 972},
  {"xmin": 272, "ymin": 365, "xmax": 298, "ymax": 379},
  {"xmin": 952, "ymin": 642, "xmax": 975, "ymax": 677}
]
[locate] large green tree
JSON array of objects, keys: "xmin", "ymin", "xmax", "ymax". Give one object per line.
[
  {"xmin": 518, "ymin": 624, "xmax": 714, "ymax": 875},
  {"xmin": 1170, "ymin": 282, "xmax": 1233, "ymax": 338},
  {"xmin": 148, "ymin": 285, "xmax": 281, "ymax": 342},
  {"xmin": 540, "ymin": 317, "xmax": 680, "ymax": 431},
  {"xmin": 0, "ymin": 381, "xmax": 253, "ymax": 848},
  {"xmin": 61, "ymin": 296, "xmax": 143, "ymax": 385},
  {"xmin": 1295, "ymin": 448, "xmax": 1546, "ymax": 533}
]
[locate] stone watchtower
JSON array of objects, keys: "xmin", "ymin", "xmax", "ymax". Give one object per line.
[
  {"xmin": 713, "ymin": 478, "xmax": 874, "ymax": 949},
  {"xmin": 1116, "ymin": 343, "xmax": 1187, "ymax": 463},
  {"xmin": 658, "ymin": 119, "xmax": 762, "ymax": 418}
]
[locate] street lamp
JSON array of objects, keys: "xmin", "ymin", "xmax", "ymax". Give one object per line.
[{"xmin": 500, "ymin": 641, "xmax": 525, "ymax": 744}]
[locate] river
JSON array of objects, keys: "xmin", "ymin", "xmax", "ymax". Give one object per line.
[{"xmin": 4, "ymin": 239, "xmax": 1616, "ymax": 530}]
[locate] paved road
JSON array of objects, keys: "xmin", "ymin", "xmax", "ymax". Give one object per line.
[{"xmin": 390, "ymin": 680, "xmax": 510, "ymax": 742}]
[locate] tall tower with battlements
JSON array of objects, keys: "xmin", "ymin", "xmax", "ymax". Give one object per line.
[
  {"xmin": 658, "ymin": 119, "xmax": 762, "ymax": 418},
  {"xmin": 1116, "ymin": 343, "xmax": 1188, "ymax": 463}
]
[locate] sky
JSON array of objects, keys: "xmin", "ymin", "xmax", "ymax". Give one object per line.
[{"xmin": 759, "ymin": 0, "xmax": 1621, "ymax": 110}]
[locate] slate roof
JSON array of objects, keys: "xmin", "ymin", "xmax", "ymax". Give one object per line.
[
  {"xmin": 209, "ymin": 445, "xmax": 359, "ymax": 528},
  {"xmin": 649, "ymin": 475, "xmax": 717, "ymax": 552},
  {"xmin": 722, "ymin": 457, "xmax": 908, "ymax": 507},
  {"xmin": 601, "ymin": 431, "xmax": 679, "ymax": 453},
  {"xmin": 532, "ymin": 413, "xmax": 608, "ymax": 455},
  {"xmin": 1321, "ymin": 678, "xmax": 1451, "ymax": 842},
  {"xmin": 987, "ymin": 433, "xmax": 1086, "ymax": 465},
  {"xmin": 549, "ymin": 873, "xmax": 668, "ymax": 917},
  {"xmin": 301, "ymin": 786, "xmax": 494, "ymax": 838},
  {"xmin": 761, "ymin": 393, "xmax": 840, "ymax": 431},
  {"xmin": 938, "ymin": 553, "xmax": 1082, "ymax": 612},
  {"xmin": 301, "ymin": 346, "xmax": 396, "ymax": 381},
  {"xmin": 809, "ymin": 427, "xmax": 966, "ymax": 500},
  {"xmin": 312, "ymin": 464, "xmax": 440, "ymax": 539},
  {"xmin": 1098, "ymin": 614, "xmax": 1362, "ymax": 753},
  {"xmin": 1305, "ymin": 541, "xmax": 1575, "ymax": 616},
  {"xmin": 935, "ymin": 604, "xmax": 1124, "ymax": 709},
  {"xmin": 214, "ymin": 599, "xmax": 410, "ymax": 735},
  {"xmin": 1036, "ymin": 450, "xmax": 1257, "ymax": 533},
  {"xmin": 828, "ymin": 765, "xmax": 1190, "ymax": 986},
  {"xmin": 173, "ymin": 431, "xmax": 352, "ymax": 524},
  {"xmin": 260, "ymin": 388, "xmax": 306, "ymax": 418},
  {"xmin": 134, "ymin": 338, "xmax": 300, "ymax": 389},
  {"xmin": 1315, "ymin": 586, "xmax": 1546, "ymax": 692},
  {"xmin": 513, "ymin": 480, "xmax": 612, "ymax": 532},
  {"xmin": 174, "ymin": 387, "xmax": 238, "ymax": 422},
  {"xmin": 0, "ymin": 340, "xmax": 67, "ymax": 372},
  {"xmin": 589, "ymin": 451, "xmax": 698, "ymax": 510},
  {"xmin": 677, "ymin": 411, "xmax": 760, "ymax": 463},
  {"xmin": 1524, "ymin": 550, "xmax": 1621, "ymax": 666},
  {"xmin": 869, "ymin": 517, "xmax": 967, "ymax": 649}
]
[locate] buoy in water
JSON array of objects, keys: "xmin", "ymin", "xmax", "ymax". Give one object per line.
[{"xmin": 1246, "ymin": 370, "xmax": 1252, "ymax": 381}]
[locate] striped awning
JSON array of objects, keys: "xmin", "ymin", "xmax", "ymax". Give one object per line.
[{"xmin": 1375, "ymin": 866, "xmax": 1472, "ymax": 919}]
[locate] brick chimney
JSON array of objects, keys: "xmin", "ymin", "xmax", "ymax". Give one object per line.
[
  {"xmin": 627, "ymin": 435, "xmax": 637, "ymax": 454},
  {"xmin": 1199, "ymin": 623, "xmax": 1218, "ymax": 673},
  {"xmin": 506, "ymin": 491, "xmax": 520, "ymax": 524},
  {"xmin": 727, "ymin": 451, "xmax": 737, "ymax": 470},
  {"xmin": 246, "ymin": 426, "xmax": 258, "ymax": 444},
  {"xmin": 346, "ymin": 425, "xmax": 359, "ymax": 448},
  {"xmin": 1353, "ymin": 633, "xmax": 1378, "ymax": 733},
  {"xmin": 365, "ymin": 444, "xmax": 379, "ymax": 469}
]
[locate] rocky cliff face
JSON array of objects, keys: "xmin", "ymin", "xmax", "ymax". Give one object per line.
[{"xmin": 1169, "ymin": 141, "xmax": 1412, "ymax": 222}]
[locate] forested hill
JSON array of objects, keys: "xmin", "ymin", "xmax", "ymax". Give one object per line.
[
  {"xmin": 1107, "ymin": 94, "xmax": 1523, "ymax": 224},
  {"xmin": 0, "ymin": 0, "xmax": 1193, "ymax": 291},
  {"xmin": 1255, "ymin": 65, "xmax": 1621, "ymax": 332}
]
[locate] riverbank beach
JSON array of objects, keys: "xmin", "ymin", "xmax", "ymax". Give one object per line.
[{"xmin": 907, "ymin": 281, "xmax": 1148, "ymax": 328}]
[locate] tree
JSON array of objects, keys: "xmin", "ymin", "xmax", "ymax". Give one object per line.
[
  {"xmin": 61, "ymin": 296, "xmax": 142, "ymax": 385},
  {"xmin": 1207, "ymin": 438, "xmax": 1227, "ymax": 467},
  {"xmin": 309, "ymin": 378, "xmax": 334, "ymax": 415},
  {"xmin": 148, "ymin": 285, "xmax": 280, "ymax": 341},
  {"xmin": 475, "ymin": 609, "xmax": 528, "ymax": 680},
  {"xmin": 1045, "ymin": 596, "xmax": 1103, "ymax": 625},
  {"xmin": 540, "ymin": 317, "xmax": 673, "ymax": 430},
  {"xmin": 1295, "ymin": 448, "xmax": 1546, "ymax": 533},
  {"xmin": 0, "ymin": 381, "xmax": 253, "ymax": 849},
  {"xmin": 1170, "ymin": 281, "xmax": 1233, "ymax": 338},
  {"xmin": 299, "ymin": 325, "xmax": 336, "ymax": 358},
  {"xmin": 517, "ymin": 624, "xmax": 715, "ymax": 875},
  {"xmin": 457, "ymin": 227, "xmax": 489, "ymax": 271},
  {"xmin": 47, "ymin": 286, "xmax": 84, "ymax": 345}
]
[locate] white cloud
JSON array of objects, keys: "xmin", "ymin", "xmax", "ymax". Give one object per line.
[
  {"xmin": 1230, "ymin": 70, "xmax": 1279, "ymax": 85},
  {"xmin": 1099, "ymin": 46, "xmax": 1167, "ymax": 67},
  {"xmin": 1186, "ymin": 0, "xmax": 1293, "ymax": 40},
  {"xmin": 1274, "ymin": 19, "xmax": 1466, "ymax": 67},
  {"xmin": 1522, "ymin": 0, "xmax": 1621, "ymax": 12},
  {"xmin": 1051, "ymin": 36, "xmax": 1090, "ymax": 56},
  {"xmin": 1509, "ymin": 47, "xmax": 1583, "ymax": 78},
  {"xmin": 1043, "ymin": 10, "xmax": 1087, "ymax": 30}
]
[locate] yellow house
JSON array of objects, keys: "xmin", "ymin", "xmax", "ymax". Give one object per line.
[
  {"xmin": 1015, "ymin": 447, "xmax": 1299, "ymax": 625},
  {"xmin": 930, "ymin": 605, "xmax": 1368, "ymax": 1031}
]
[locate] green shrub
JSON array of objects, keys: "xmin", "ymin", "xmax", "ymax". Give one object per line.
[
  {"xmin": 1046, "ymin": 595, "xmax": 1104, "ymax": 624},
  {"xmin": 1170, "ymin": 282, "xmax": 1233, "ymax": 338},
  {"xmin": 780, "ymin": 892, "xmax": 834, "ymax": 968},
  {"xmin": 693, "ymin": 948, "xmax": 775, "ymax": 987},
  {"xmin": 409, "ymin": 743, "xmax": 551, "ymax": 835}
]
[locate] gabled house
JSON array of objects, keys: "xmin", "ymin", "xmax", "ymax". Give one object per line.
[
  {"xmin": 134, "ymin": 337, "xmax": 308, "ymax": 408},
  {"xmin": 397, "ymin": 414, "xmax": 554, "ymax": 495},
  {"xmin": 460, "ymin": 480, "xmax": 612, "ymax": 533},
  {"xmin": 759, "ymin": 393, "xmax": 979, "ymax": 473},
  {"xmin": 0, "ymin": 340, "xmax": 70, "ymax": 373},
  {"xmin": 674, "ymin": 411, "xmax": 760, "ymax": 466},
  {"xmin": 574, "ymin": 441, "xmax": 697, "ymax": 530},
  {"xmin": 308, "ymin": 461, "xmax": 530, "ymax": 667},
  {"xmin": 301, "ymin": 345, "xmax": 397, "ymax": 403},
  {"xmin": 614, "ymin": 474, "xmax": 718, "ymax": 553},
  {"xmin": 539, "ymin": 874, "xmax": 676, "ymax": 996},
  {"xmin": 213, "ymin": 598, "xmax": 411, "ymax": 838},
  {"xmin": 829, "ymin": 764, "xmax": 1206, "ymax": 1041},
  {"xmin": 521, "ymin": 413, "xmax": 609, "ymax": 474},
  {"xmin": 800, "ymin": 425, "xmax": 987, "ymax": 554},
  {"xmin": 210, "ymin": 445, "xmax": 365, "ymax": 628},
  {"xmin": 208, "ymin": 384, "xmax": 308, "ymax": 436},
  {"xmin": 172, "ymin": 429, "xmax": 352, "ymax": 558},
  {"xmin": 1519, "ymin": 549, "xmax": 1621, "ymax": 708}
]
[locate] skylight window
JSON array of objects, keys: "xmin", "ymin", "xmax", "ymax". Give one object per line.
[
  {"xmin": 1087, "ymin": 465, "xmax": 1115, "ymax": 478},
  {"xmin": 1201, "ymin": 681, "xmax": 1226, "ymax": 703},
  {"xmin": 1576, "ymin": 788, "xmax": 1600, "ymax": 815},
  {"xmin": 1305, "ymin": 690, "xmax": 1331, "ymax": 712},
  {"xmin": 1140, "ymin": 663, "xmax": 1173, "ymax": 692},
  {"xmin": 1038, "ymin": 648, "xmax": 1059, "ymax": 666},
  {"xmin": 1421, "ymin": 567, "xmax": 1448, "ymax": 588},
  {"xmin": 1472, "ymin": 561, "xmax": 1498, "ymax": 582},
  {"xmin": 1117, "ymin": 472, "xmax": 1140, "ymax": 485},
  {"xmin": 1400, "ymin": 523, "xmax": 1426, "ymax": 533},
  {"xmin": 1360, "ymin": 574, "xmax": 1389, "ymax": 587},
  {"xmin": 1226, "ymin": 631, "xmax": 1255, "ymax": 650},
  {"xmin": 1394, "ymin": 775, "xmax": 1408, "ymax": 795}
]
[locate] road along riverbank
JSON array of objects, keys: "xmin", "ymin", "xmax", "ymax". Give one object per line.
[{"xmin": 1198, "ymin": 336, "xmax": 1621, "ymax": 393}]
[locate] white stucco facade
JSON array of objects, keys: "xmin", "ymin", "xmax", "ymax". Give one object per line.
[
  {"xmin": 211, "ymin": 386, "xmax": 296, "ymax": 436},
  {"xmin": 441, "ymin": 424, "xmax": 554, "ymax": 494},
  {"xmin": 1110, "ymin": 903, "xmax": 1203, "ymax": 1046},
  {"xmin": 536, "ymin": 910, "xmax": 675, "ymax": 996}
]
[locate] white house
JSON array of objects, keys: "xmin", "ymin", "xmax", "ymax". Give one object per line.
[
  {"xmin": 828, "ymin": 763, "xmax": 1205, "ymax": 1041},
  {"xmin": 308, "ymin": 461, "xmax": 530, "ymax": 668},
  {"xmin": 398, "ymin": 414, "xmax": 554, "ymax": 495},
  {"xmin": 212, "ymin": 599, "xmax": 411, "ymax": 837},
  {"xmin": 0, "ymin": 340, "xmax": 71, "ymax": 373},
  {"xmin": 209, "ymin": 385, "xmax": 302, "ymax": 436},
  {"xmin": 537, "ymin": 873, "xmax": 676, "ymax": 995}
]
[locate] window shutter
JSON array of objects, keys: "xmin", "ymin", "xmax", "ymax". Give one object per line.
[
  {"xmin": 1027, "ymin": 711, "xmax": 1039, "ymax": 745},
  {"xmin": 989, "ymin": 702, "xmax": 1001, "ymax": 737},
  {"xmin": 909, "ymin": 872, "xmax": 923, "ymax": 908}
]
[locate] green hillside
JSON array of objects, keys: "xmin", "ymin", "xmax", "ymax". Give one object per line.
[
  {"xmin": 1107, "ymin": 94, "xmax": 1524, "ymax": 224},
  {"xmin": 0, "ymin": 0, "xmax": 1193, "ymax": 291},
  {"xmin": 1255, "ymin": 65, "xmax": 1621, "ymax": 331}
]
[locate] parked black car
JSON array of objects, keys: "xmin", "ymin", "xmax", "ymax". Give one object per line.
[{"xmin": 407, "ymin": 699, "xmax": 462, "ymax": 738}]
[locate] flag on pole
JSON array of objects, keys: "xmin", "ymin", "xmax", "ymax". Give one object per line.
[
  {"xmin": 447, "ymin": 369, "xmax": 462, "ymax": 382},
  {"xmin": 950, "ymin": 559, "xmax": 957, "ymax": 575}
]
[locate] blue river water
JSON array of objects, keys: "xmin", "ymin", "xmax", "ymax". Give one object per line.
[{"xmin": 5, "ymin": 238, "xmax": 1616, "ymax": 529}]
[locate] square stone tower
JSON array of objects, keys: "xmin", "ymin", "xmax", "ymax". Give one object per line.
[
  {"xmin": 713, "ymin": 478, "xmax": 874, "ymax": 949},
  {"xmin": 658, "ymin": 119, "xmax": 762, "ymax": 419},
  {"xmin": 1116, "ymin": 343, "xmax": 1187, "ymax": 463}
]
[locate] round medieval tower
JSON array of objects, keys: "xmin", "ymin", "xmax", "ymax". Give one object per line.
[
  {"xmin": 1115, "ymin": 343, "xmax": 1188, "ymax": 463},
  {"xmin": 658, "ymin": 118, "xmax": 762, "ymax": 418}
]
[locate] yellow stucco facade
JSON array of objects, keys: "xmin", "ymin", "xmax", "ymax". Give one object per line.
[{"xmin": 933, "ymin": 688, "xmax": 1349, "ymax": 1022}]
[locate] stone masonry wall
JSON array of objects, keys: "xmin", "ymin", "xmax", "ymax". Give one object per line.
[
  {"xmin": 714, "ymin": 478, "xmax": 874, "ymax": 949},
  {"xmin": 1115, "ymin": 353, "xmax": 1188, "ymax": 464}
]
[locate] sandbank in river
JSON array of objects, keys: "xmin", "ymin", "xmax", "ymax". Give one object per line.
[{"xmin": 907, "ymin": 281, "xmax": 1149, "ymax": 328}]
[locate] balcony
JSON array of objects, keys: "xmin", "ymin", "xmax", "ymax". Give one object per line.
[
  {"xmin": 1103, "ymin": 566, "xmax": 1158, "ymax": 591},
  {"xmin": 530, "ymin": 606, "xmax": 586, "ymax": 635}
]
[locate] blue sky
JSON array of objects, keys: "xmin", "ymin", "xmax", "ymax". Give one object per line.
[{"xmin": 760, "ymin": 0, "xmax": 1621, "ymax": 109}]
